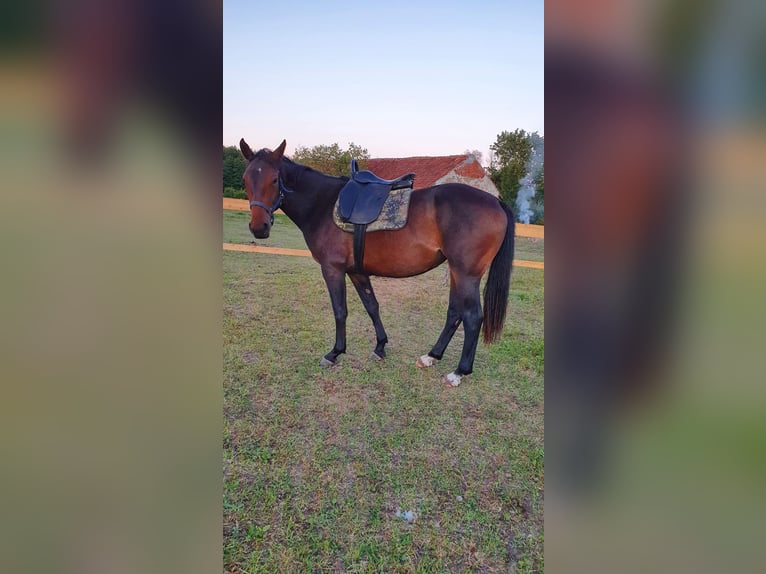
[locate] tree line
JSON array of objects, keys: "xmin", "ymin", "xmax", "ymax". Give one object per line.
[{"xmin": 223, "ymin": 131, "xmax": 543, "ymax": 224}]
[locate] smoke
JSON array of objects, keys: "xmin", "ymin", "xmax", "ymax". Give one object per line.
[{"xmin": 516, "ymin": 133, "xmax": 544, "ymax": 224}]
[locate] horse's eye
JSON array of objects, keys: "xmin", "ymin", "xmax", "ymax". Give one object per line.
[{"xmin": 272, "ymin": 177, "xmax": 278, "ymax": 185}]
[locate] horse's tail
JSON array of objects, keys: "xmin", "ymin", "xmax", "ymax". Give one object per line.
[{"xmin": 482, "ymin": 201, "xmax": 515, "ymax": 344}]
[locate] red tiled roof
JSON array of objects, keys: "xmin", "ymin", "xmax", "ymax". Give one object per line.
[
  {"xmin": 366, "ymin": 155, "xmax": 486, "ymax": 189},
  {"xmin": 455, "ymin": 159, "xmax": 486, "ymax": 179}
]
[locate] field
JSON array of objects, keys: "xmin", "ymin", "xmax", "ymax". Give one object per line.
[{"xmin": 223, "ymin": 212, "xmax": 544, "ymax": 573}]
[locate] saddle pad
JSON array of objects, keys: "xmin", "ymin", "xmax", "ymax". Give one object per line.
[{"xmin": 333, "ymin": 187, "xmax": 414, "ymax": 233}]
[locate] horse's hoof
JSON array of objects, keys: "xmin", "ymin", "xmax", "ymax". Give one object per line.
[
  {"xmin": 320, "ymin": 357, "xmax": 335, "ymax": 368},
  {"xmin": 369, "ymin": 351, "xmax": 384, "ymax": 361},
  {"xmin": 442, "ymin": 372, "xmax": 462, "ymax": 387},
  {"xmin": 416, "ymin": 354, "xmax": 435, "ymax": 368}
]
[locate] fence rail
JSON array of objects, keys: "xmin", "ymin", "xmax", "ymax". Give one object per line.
[
  {"xmin": 223, "ymin": 198, "xmax": 544, "ymax": 239},
  {"xmin": 223, "ymin": 198, "xmax": 544, "ymax": 269}
]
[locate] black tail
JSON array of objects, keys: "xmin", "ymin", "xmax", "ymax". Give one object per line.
[{"xmin": 482, "ymin": 201, "xmax": 515, "ymax": 344}]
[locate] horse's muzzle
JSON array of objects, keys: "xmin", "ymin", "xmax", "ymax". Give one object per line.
[{"xmin": 250, "ymin": 222, "xmax": 270, "ymax": 239}]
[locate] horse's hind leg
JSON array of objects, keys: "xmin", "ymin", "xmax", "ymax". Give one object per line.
[
  {"xmin": 443, "ymin": 274, "xmax": 483, "ymax": 387},
  {"xmin": 417, "ymin": 273, "xmax": 461, "ymax": 368},
  {"xmin": 449, "ymin": 278, "xmax": 483, "ymax": 385},
  {"xmin": 349, "ymin": 273, "xmax": 388, "ymax": 360}
]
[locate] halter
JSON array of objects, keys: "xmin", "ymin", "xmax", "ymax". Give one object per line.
[{"xmin": 249, "ymin": 176, "xmax": 291, "ymax": 225}]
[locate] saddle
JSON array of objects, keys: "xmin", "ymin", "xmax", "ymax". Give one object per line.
[{"xmin": 338, "ymin": 159, "xmax": 415, "ymax": 273}]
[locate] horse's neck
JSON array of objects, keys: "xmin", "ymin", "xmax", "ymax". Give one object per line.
[{"xmin": 280, "ymin": 162, "xmax": 344, "ymax": 232}]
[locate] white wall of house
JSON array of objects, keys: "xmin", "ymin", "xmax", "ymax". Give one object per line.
[{"xmin": 435, "ymin": 171, "xmax": 499, "ymax": 197}]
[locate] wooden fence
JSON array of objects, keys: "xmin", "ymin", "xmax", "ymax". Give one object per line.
[{"xmin": 223, "ymin": 198, "xmax": 543, "ymax": 269}]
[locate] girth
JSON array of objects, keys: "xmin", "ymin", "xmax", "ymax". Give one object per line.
[
  {"xmin": 338, "ymin": 159, "xmax": 415, "ymax": 273},
  {"xmin": 353, "ymin": 225, "xmax": 367, "ymax": 274}
]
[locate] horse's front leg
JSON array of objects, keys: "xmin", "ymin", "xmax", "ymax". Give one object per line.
[
  {"xmin": 349, "ymin": 272, "xmax": 388, "ymax": 360},
  {"xmin": 320, "ymin": 265, "xmax": 347, "ymax": 367}
]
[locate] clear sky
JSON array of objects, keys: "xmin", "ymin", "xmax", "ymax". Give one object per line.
[{"xmin": 223, "ymin": 0, "xmax": 543, "ymax": 164}]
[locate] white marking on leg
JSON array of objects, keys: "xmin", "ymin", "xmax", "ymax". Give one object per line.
[
  {"xmin": 442, "ymin": 372, "xmax": 462, "ymax": 387},
  {"xmin": 416, "ymin": 354, "xmax": 435, "ymax": 368}
]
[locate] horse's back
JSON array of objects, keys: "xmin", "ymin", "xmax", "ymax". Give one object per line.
[{"xmin": 428, "ymin": 183, "xmax": 502, "ymax": 216}]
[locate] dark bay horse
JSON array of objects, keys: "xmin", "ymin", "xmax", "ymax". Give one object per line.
[{"xmin": 239, "ymin": 138, "xmax": 515, "ymax": 386}]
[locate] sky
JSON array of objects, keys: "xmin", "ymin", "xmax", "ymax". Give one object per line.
[{"xmin": 223, "ymin": 0, "xmax": 543, "ymax": 164}]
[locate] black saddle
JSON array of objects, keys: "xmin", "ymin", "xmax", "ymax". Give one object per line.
[
  {"xmin": 338, "ymin": 159, "xmax": 415, "ymax": 273},
  {"xmin": 349, "ymin": 159, "xmax": 415, "ymax": 188},
  {"xmin": 339, "ymin": 160, "xmax": 415, "ymax": 225}
]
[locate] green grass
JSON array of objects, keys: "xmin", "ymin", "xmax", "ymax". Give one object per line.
[
  {"xmin": 223, "ymin": 213, "xmax": 544, "ymax": 573},
  {"xmin": 224, "ymin": 212, "xmax": 311, "ymax": 250}
]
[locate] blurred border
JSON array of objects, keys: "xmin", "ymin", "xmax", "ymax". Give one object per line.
[
  {"xmin": 1, "ymin": 2, "xmax": 222, "ymax": 573},
  {"xmin": 546, "ymin": 0, "xmax": 765, "ymax": 572}
]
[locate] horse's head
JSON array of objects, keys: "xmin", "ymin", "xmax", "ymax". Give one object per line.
[{"xmin": 240, "ymin": 138, "xmax": 287, "ymax": 239}]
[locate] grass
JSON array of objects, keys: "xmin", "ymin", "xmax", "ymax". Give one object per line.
[{"xmin": 223, "ymin": 212, "xmax": 544, "ymax": 573}]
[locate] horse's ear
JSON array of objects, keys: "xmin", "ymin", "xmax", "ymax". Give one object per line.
[
  {"xmin": 270, "ymin": 140, "xmax": 287, "ymax": 163},
  {"xmin": 240, "ymin": 138, "xmax": 254, "ymax": 161}
]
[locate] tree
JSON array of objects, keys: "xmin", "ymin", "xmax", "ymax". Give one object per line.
[
  {"xmin": 292, "ymin": 142, "xmax": 370, "ymax": 177},
  {"xmin": 488, "ymin": 129, "xmax": 532, "ymax": 207},
  {"xmin": 534, "ymin": 164, "xmax": 544, "ymax": 201},
  {"xmin": 223, "ymin": 145, "xmax": 247, "ymax": 191}
]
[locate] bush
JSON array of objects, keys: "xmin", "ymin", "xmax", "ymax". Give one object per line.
[{"xmin": 224, "ymin": 187, "xmax": 246, "ymax": 199}]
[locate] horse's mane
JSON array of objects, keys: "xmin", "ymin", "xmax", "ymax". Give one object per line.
[
  {"xmin": 252, "ymin": 148, "xmax": 348, "ymax": 184},
  {"xmin": 281, "ymin": 156, "xmax": 348, "ymax": 183}
]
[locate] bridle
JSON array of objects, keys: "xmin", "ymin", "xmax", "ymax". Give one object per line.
[{"xmin": 249, "ymin": 175, "xmax": 292, "ymax": 225}]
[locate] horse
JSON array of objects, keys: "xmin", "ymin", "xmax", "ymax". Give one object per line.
[{"xmin": 239, "ymin": 138, "xmax": 515, "ymax": 386}]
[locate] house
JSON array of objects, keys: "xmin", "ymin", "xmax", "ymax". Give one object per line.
[{"xmin": 366, "ymin": 154, "xmax": 499, "ymax": 197}]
